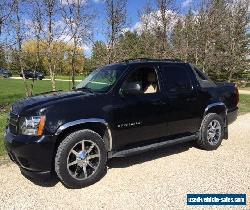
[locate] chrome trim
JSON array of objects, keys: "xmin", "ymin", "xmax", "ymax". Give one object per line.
[
  {"xmin": 55, "ymin": 118, "xmax": 113, "ymax": 151},
  {"xmin": 110, "ymin": 135, "xmax": 196, "ymax": 158},
  {"xmin": 107, "ymin": 126, "xmax": 113, "ymax": 151}
]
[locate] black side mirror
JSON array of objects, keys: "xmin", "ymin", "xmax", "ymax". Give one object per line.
[{"xmin": 120, "ymin": 82, "xmax": 142, "ymax": 96}]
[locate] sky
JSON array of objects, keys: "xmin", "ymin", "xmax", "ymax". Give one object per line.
[
  {"xmin": 0, "ymin": 0, "xmax": 200, "ymax": 57},
  {"xmin": 86, "ymin": 0, "xmax": 199, "ymax": 56}
]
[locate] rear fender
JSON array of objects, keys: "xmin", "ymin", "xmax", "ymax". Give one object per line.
[{"xmin": 203, "ymin": 102, "xmax": 228, "ymax": 139}]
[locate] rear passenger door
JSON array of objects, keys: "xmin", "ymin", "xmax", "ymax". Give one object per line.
[{"xmin": 160, "ymin": 63, "xmax": 200, "ymax": 136}]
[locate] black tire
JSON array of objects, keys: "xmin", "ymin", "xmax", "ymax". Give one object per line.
[
  {"xmin": 196, "ymin": 113, "xmax": 224, "ymax": 150},
  {"xmin": 55, "ymin": 129, "xmax": 107, "ymax": 188}
]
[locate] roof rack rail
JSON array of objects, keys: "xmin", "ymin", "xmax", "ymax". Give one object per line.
[{"xmin": 120, "ymin": 57, "xmax": 183, "ymax": 63}]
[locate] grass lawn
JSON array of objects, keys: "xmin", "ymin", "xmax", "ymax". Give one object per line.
[
  {"xmin": 0, "ymin": 114, "xmax": 7, "ymax": 156},
  {"xmin": 0, "ymin": 79, "xmax": 250, "ymax": 157},
  {"xmin": 239, "ymin": 94, "xmax": 250, "ymax": 114},
  {"xmin": 0, "ymin": 78, "xmax": 75, "ymax": 107}
]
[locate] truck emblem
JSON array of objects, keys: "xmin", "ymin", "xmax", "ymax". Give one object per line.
[{"xmin": 117, "ymin": 121, "xmax": 142, "ymax": 128}]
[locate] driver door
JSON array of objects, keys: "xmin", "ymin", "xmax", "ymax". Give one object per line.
[{"xmin": 110, "ymin": 64, "xmax": 168, "ymax": 150}]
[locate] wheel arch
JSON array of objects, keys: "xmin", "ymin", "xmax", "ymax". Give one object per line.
[
  {"xmin": 203, "ymin": 102, "xmax": 228, "ymax": 139},
  {"xmin": 54, "ymin": 119, "xmax": 112, "ymax": 152},
  {"xmin": 204, "ymin": 102, "xmax": 227, "ymax": 120}
]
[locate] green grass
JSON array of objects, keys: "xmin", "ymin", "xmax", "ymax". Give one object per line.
[
  {"xmin": 0, "ymin": 78, "xmax": 74, "ymax": 107},
  {"xmin": 0, "ymin": 113, "xmax": 7, "ymax": 156},
  {"xmin": 0, "ymin": 79, "xmax": 250, "ymax": 157},
  {"xmin": 239, "ymin": 94, "xmax": 250, "ymax": 114}
]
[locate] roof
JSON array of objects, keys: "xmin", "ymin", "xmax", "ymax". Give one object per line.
[{"xmin": 118, "ymin": 58, "xmax": 185, "ymax": 64}]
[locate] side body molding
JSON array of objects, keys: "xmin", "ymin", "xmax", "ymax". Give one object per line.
[{"xmin": 55, "ymin": 118, "xmax": 113, "ymax": 151}]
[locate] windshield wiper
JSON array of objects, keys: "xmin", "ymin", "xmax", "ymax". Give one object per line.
[{"xmin": 75, "ymin": 87, "xmax": 94, "ymax": 93}]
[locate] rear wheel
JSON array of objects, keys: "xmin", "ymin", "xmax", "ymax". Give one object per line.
[
  {"xmin": 55, "ymin": 129, "xmax": 107, "ymax": 188},
  {"xmin": 196, "ymin": 113, "xmax": 224, "ymax": 150}
]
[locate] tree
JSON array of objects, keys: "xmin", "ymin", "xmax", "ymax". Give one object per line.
[
  {"xmin": 171, "ymin": 19, "xmax": 184, "ymax": 60},
  {"xmin": 91, "ymin": 41, "xmax": 108, "ymax": 68},
  {"xmin": 43, "ymin": 0, "xmax": 57, "ymax": 91},
  {"xmin": 137, "ymin": 0, "xmax": 158, "ymax": 58},
  {"xmin": 22, "ymin": 40, "xmax": 85, "ymax": 76},
  {"xmin": 61, "ymin": 0, "xmax": 94, "ymax": 88},
  {"xmin": 105, "ymin": 0, "xmax": 127, "ymax": 63},
  {"xmin": 116, "ymin": 31, "xmax": 142, "ymax": 60},
  {"xmin": 225, "ymin": 0, "xmax": 249, "ymax": 81},
  {"xmin": 12, "ymin": 0, "xmax": 32, "ymax": 96},
  {"xmin": 0, "ymin": 45, "xmax": 7, "ymax": 68},
  {"xmin": 154, "ymin": 0, "xmax": 175, "ymax": 58},
  {"xmin": 0, "ymin": 0, "xmax": 15, "ymax": 35}
]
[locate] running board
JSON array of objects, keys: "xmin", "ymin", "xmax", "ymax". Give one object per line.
[{"xmin": 109, "ymin": 135, "xmax": 196, "ymax": 158}]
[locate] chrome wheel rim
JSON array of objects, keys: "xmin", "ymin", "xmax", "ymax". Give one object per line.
[
  {"xmin": 67, "ymin": 140, "xmax": 100, "ymax": 180},
  {"xmin": 207, "ymin": 120, "xmax": 221, "ymax": 146}
]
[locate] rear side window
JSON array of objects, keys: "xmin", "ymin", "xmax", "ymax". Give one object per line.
[
  {"xmin": 162, "ymin": 64, "xmax": 192, "ymax": 93},
  {"xmin": 194, "ymin": 67, "xmax": 207, "ymax": 80},
  {"xmin": 192, "ymin": 65, "xmax": 216, "ymax": 88}
]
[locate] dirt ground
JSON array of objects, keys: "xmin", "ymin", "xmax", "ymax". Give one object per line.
[{"xmin": 0, "ymin": 114, "xmax": 249, "ymax": 210}]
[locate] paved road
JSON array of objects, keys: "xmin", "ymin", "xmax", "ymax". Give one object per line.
[
  {"xmin": 11, "ymin": 76, "xmax": 81, "ymax": 82},
  {"xmin": 239, "ymin": 90, "xmax": 250, "ymax": 95},
  {"xmin": 0, "ymin": 114, "xmax": 249, "ymax": 210}
]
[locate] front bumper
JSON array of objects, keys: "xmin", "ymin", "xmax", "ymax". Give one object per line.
[{"xmin": 4, "ymin": 128, "xmax": 57, "ymax": 173}]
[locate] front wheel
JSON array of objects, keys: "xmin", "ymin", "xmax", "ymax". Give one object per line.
[
  {"xmin": 196, "ymin": 113, "xmax": 224, "ymax": 150},
  {"xmin": 55, "ymin": 129, "xmax": 107, "ymax": 188}
]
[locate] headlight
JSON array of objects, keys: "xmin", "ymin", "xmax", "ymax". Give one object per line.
[{"xmin": 19, "ymin": 116, "xmax": 46, "ymax": 136}]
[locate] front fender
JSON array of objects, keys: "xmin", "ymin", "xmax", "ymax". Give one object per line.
[{"xmin": 55, "ymin": 118, "xmax": 113, "ymax": 151}]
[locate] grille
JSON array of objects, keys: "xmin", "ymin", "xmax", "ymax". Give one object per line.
[{"xmin": 8, "ymin": 112, "xmax": 19, "ymax": 134}]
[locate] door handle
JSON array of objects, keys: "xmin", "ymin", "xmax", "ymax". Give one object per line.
[
  {"xmin": 152, "ymin": 100, "xmax": 166, "ymax": 105},
  {"xmin": 186, "ymin": 97, "xmax": 196, "ymax": 102}
]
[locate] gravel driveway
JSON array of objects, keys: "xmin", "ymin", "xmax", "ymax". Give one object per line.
[{"xmin": 0, "ymin": 114, "xmax": 250, "ymax": 210}]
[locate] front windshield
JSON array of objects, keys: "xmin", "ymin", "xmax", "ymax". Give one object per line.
[{"xmin": 76, "ymin": 64, "xmax": 126, "ymax": 93}]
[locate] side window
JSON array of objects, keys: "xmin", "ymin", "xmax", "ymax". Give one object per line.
[
  {"xmin": 122, "ymin": 67, "xmax": 159, "ymax": 95},
  {"xmin": 194, "ymin": 67, "xmax": 207, "ymax": 81},
  {"xmin": 163, "ymin": 65, "xmax": 192, "ymax": 93}
]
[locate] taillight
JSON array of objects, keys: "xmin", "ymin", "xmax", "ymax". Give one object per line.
[{"xmin": 235, "ymin": 84, "xmax": 239, "ymax": 105}]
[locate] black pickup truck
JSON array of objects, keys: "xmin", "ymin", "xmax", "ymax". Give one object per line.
[{"xmin": 4, "ymin": 59, "xmax": 238, "ymax": 188}]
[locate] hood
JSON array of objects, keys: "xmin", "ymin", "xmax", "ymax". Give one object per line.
[{"xmin": 11, "ymin": 90, "xmax": 93, "ymax": 115}]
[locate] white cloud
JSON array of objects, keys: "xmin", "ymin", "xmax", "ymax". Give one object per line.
[
  {"xmin": 191, "ymin": 9, "xmax": 199, "ymax": 15},
  {"xmin": 83, "ymin": 44, "xmax": 91, "ymax": 52},
  {"xmin": 126, "ymin": 10, "xmax": 179, "ymax": 34},
  {"xmin": 60, "ymin": 0, "xmax": 86, "ymax": 5},
  {"xmin": 182, "ymin": 0, "xmax": 193, "ymax": 8}
]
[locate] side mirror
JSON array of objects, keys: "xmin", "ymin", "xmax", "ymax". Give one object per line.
[{"xmin": 120, "ymin": 82, "xmax": 142, "ymax": 96}]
